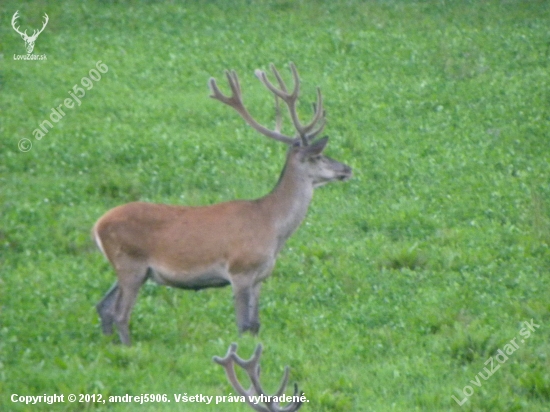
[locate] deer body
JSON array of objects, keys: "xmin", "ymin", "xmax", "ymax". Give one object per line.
[
  {"xmin": 94, "ymin": 64, "xmax": 351, "ymax": 345},
  {"xmin": 95, "ymin": 151, "xmax": 314, "ymax": 290}
]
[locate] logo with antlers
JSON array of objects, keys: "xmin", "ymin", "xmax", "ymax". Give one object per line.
[{"xmin": 11, "ymin": 10, "xmax": 49, "ymax": 54}]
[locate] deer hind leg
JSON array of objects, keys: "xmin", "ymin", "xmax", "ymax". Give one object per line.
[
  {"xmin": 96, "ymin": 282, "xmax": 120, "ymax": 335},
  {"xmin": 110, "ymin": 259, "xmax": 149, "ymax": 345}
]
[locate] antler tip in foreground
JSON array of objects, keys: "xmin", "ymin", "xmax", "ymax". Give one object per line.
[
  {"xmin": 207, "ymin": 77, "xmax": 218, "ymax": 96},
  {"xmin": 254, "ymin": 69, "xmax": 265, "ymax": 80},
  {"xmin": 212, "ymin": 342, "xmax": 238, "ymax": 364}
]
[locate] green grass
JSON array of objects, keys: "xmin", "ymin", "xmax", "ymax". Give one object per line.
[{"xmin": 1, "ymin": 0, "xmax": 550, "ymax": 411}]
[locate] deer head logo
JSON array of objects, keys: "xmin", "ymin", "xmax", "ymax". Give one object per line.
[{"xmin": 11, "ymin": 10, "xmax": 49, "ymax": 54}]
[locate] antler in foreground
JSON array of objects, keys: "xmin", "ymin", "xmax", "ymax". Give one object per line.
[{"xmin": 214, "ymin": 343, "xmax": 303, "ymax": 412}]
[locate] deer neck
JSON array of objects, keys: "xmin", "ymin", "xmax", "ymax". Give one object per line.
[{"xmin": 259, "ymin": 156, "xmax": 314, "ymax": 245}]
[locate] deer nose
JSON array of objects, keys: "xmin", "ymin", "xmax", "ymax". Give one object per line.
[{"xmin": 338, "ymin": 165, "xmax": 352, "ymax": 180}]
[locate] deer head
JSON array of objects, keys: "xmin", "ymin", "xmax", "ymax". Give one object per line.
[
  {"xmin": 11, "ymin": 11, "xmax": 49, "ymax": 54},
  {"xmin": 209, "ymin": 63, "xmax": 352, "ymax": 188}
]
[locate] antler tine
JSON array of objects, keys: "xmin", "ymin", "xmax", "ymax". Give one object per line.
[
  {"xmin": 280, "ymin": 383, "xmax": 304, "ymax": 412},
  {"xmin": 271, "ymin": 367, "xmax": 303, "ymax": 412},
  {"xmin": 297, "ymin": 96, "xmax": 325, "ymax": 144},
  {"xmin": 273, "ymin": 366, "xmax": 290, "ymax": 398},
  {"xmin": 227, "ymin": 70, "xmax": 241, "ymax": 101},
  {"xmin": 301, "ymin": 87, "xmax": 326, "ymax": 142},
  {"xmin": 270, "ymin": 63, "xmax": 294, "ymax": 97},
  {"xmin": 208, "ymin": 72, "xmax": 237, "ymax": 106},
  {"xmin": 212, "ymin": 342, "xmax": 238, "ymax": 366},
  {"xmin": 209, "ymin": 70, "xmax": 296, "ymax": 145}
]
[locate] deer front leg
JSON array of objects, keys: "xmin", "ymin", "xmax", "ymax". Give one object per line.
[
  {"xmin": 233, "ymin": 284, "xmax": 254, "ymax": 334},
  {"xmin": 247, "ymin": 260, "xmax": 275, "ymax": 334},
  {"xmin": 247, "ymin": 282, "xmax": 262, "ymax": 335},
  {"xmin": 231, "ymin": 261, "xmax": 273, "ymax": 335},
  {"xmin": 231, "ymin": 275, "xmax": 261, "ymax": 335}
]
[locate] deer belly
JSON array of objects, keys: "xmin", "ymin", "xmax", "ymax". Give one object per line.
[{"xmin": 148, "ymin": 264, "xmax": 230, "ymax": 291}]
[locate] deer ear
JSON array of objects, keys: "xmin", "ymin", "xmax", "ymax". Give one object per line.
[{"xmin": 304, "ymin": 136, "xmax": 329, "ymax": 156}]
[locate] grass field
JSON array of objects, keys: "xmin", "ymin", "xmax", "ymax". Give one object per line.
[{"xmin": 1, "ymin": 0, "xmax": 550, "ymax": 411}]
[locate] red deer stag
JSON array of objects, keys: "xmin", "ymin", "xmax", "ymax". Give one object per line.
[
  {"xmin": 93, "ymin": 63, "xmax": 352, "ymax": 345},
  {"xmin": 214, "ymin": 343, "xmax": 303, "ymax": 411}
]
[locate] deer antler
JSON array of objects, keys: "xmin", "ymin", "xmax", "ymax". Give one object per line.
[
  {"xmin": 209, "ymin": 70, "xmax": 296, "ymax": 145},
  {"xmin": 209, "ymin": 63, "xmax": 325, "ymax": 147},
  {"xmin": 213, "ymin": 343, "xmax": 303, "ymax": 412}
]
